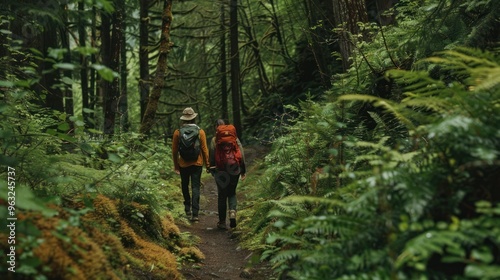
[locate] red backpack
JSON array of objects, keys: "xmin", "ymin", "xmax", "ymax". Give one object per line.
[{"xmin": 215, "ymin": 124, "xmax": 242, "ymax": 172}]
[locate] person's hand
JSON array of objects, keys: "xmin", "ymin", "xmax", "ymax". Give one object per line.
[
  {"xmin": 240, "ymin": 173, "xmax": 246, "ymax": 181},
  {"xmin": 208, "ymin": 167, "xmax": 217, "ymax": 176},
  {"xmin": 174, "ymin": 168, "xmax": 180, "ymax": 175}
]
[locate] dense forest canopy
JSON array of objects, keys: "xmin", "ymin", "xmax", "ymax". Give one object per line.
[{"xmin": 1, "ymin": 0, "xmax": 500, "ymax": 279}]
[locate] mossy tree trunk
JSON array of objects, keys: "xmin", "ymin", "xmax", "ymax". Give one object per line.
[
  {"xmin": 140, "ymin": 0, "xmax": 173, "ymax": 135},
  {"xmin": 333, "ymin": 0, "xmax": 368, "ymax": 71}
]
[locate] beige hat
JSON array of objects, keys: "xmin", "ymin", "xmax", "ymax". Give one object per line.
[{"xmin": 180, "ymin": 107, "xmax": 198, "ymax": 120}]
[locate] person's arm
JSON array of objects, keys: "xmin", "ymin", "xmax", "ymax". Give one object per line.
[
  {"xmin": 172, "ymin": 129, "xmax": 180, "ymax": 174},
  {"xmin": 208, "ymin": 137, "xmax": 217, "ymax": 175},
  {"xmin": 209, "ymin": 137, "xmax": 216, "ymax": 167},
  {"xmin": 236, "ymin": 138, "xmax": 245, "ymax": 163},
  {"xmin": 199, "ymin": 129, "xmax": 210, "ymax": 168},
  {"xmin": 236, "ymin": 138, "xmax": 246, "ymax": 177}
]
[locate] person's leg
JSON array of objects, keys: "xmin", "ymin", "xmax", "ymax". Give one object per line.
[
  {"xmin": 190, "ymin": 165, "xmax": 203, "ymax": 219},
  {"xmin": 179, "ymin": 167, "xmax": 191, "ymax": 216},
  {"xmin": 214, "ymin": 171, "xmax": 230, "ymax": 229},
  {"xmin": 227, "ymin": 174, "xmax": 239, "ymax": 228},
  {"xmin": 217, "ymin": 177, "xmax": 228, "ymax": 226},
  {"xmin": 227, "ymin": 175, "xmax": 238, "ymax": 211}
]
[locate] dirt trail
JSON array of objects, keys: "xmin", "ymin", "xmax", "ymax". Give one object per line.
[{"xmin": 179, "ymin": 146, "xmax": 272, "ymax": 280}]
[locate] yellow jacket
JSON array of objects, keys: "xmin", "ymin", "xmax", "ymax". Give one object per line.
[{"xmin": 172, "ymin": 125, "xmax": 210, "ymax": 169}]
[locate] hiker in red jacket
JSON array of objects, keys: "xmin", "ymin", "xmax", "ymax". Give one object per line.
[{"xmin": 209, "ymin": 119, "xmax": 246, "ymax": 229}]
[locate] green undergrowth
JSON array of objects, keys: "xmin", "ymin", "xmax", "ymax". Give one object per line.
[
  {"xmin": 0, "ymin": 91, "xmax": 203, "ymax": 279},
  {"xmin": 238, "ymin": 47, "xmax": 500, "ymax": 279}
]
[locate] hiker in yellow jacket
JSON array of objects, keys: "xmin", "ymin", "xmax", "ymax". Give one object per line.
[{"xmin": 172, "ymin": 107, "xmax": 210, "ymax": 222}]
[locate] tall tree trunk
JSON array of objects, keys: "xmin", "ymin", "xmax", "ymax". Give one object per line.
[
  {"xmin": 101, "ymin": 11, "xmax": 112, "ymax": 133},
  {"xmin": 139, "ymin": 0, "xmax": 150, "ymax": 122},
  {"xmin": 89, "ymin": 4, "xmax": 98, "ymax": 129},
  {"xmin": 333, "ymin": 0, "xmax": 368, "ymax": 170},
  {"xmin": 229, "ymin": 0, "xmax": 242, "ymax": 137},
  {"xmin": 333, "ymin": 0, "xmax": 368, "ymax": 71},
  {"xmin": 41, "ymin": 28, "xmax": 64, "ymax": 112},
  {"xmin": 118, "ymin": 0, "xmax": 129, "ymax": 132},
  {"xmin": 140, "ymin": 0, "xmax": 173, "ymax": 135},
  {"xmin": 375, "ymin": 0, "xmax": 398, "ymax": 26},
  {"xmin": 101, "ymin": 4, "xmax": 122, "ymax": 135},
  {"xmin": 269, "ymin": 0, "xmax": 292, "ymax": 64},
  {"xmin": 110, "ymin": 2, "xmax": 122, "ymax": 134},
  {"xmin": 242, "ymin": 0, "xmax": 270, "ymax": 96},
  {"xmin": 61, "ymin": 3, "xmax": 73, "ymax": 121},
  {"xmin": 302, "ymin": 0, "xmax": 333, "ymax": 87},
  {"xmin": 8, "ymin": 2, "xmax": 63, "ymax": 110},
  {"xmin": 220, "ymin": 1, "xmax": 228, "ymax": 120},
  {"xmin": 78, "ymin": 1, "xmax": 91, "ymax": 128}
]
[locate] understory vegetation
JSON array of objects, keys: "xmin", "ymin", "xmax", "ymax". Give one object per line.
[
  {"xmin": 239, "ymin": 47, "xmax": 500, "ymax": 279},
  {"xmin": 236, "ymin": 0, "xmax": 500, "ymax": 277},
  {"xmin": 1, "ymin": 0, "xmax": 500, "ymax": 279},
  {"xmin": 0, "ymin": 97, "xmax": 204, "ymax": 278}
]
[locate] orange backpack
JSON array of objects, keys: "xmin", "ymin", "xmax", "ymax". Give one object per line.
[{"xmin": 215, "ymin": 124, "xmax": 242, "ymax": 172}]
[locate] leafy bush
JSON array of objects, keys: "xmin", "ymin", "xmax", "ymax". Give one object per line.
[
  {"xmin": 0, "ymin": 42, "xmax": 190, "ymax": 278},
  {"xmin": 250, "ymin": 47, "xmax": 500, "ymax": 279}
]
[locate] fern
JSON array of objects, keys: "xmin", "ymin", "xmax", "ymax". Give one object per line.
[
  {"xmin": 252, "ymin": 45, "xmax": 500, "ymax": 279},
  {"xmin": 397, "ymin": 202, "xmax": 500, "ymax": 279}
]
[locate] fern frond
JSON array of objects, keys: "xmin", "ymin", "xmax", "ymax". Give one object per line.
[
  {"xmin": 340, "ymin": 94, "xmax": 416, "ymax": 129},
  {"xmin": 272, "ymin": 249, "xmax": 302, "ymax": 262},
  {"xmin": 401, "ymin": 96, "xmax": 450, "ymax": 114},
  {"xmin": 388, "ymin": 69, "xmax": 448, "ymax": 96},
  {"xmin": 367, "ymin": 111, "xmax": 387, "ymax": 131},
  {"xmin": 423, "ymin": 49, "xmax": 500, "ymax": 91},
  {"xmin": 469, "ymin": 66, "xmax": 500, "ymax": 91},
  {"xmin": 280, "ymin": 195, "xmax": 345, "ymax": 208}
]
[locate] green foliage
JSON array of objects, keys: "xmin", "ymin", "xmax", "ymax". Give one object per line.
[
  {"xmin": 2, "ymin": 0, "xmax": 500, "ymax": 278},
  {"xmin": 0, "ymin": 40, "xmax": 185, "ymax": 278},
  {"xmin": 247, "ymin": 45, "xmax": 500, "ymax": 279}
]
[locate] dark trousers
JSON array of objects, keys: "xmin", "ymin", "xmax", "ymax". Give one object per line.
[
  {"xmin": 180, "ymin": 165, "xmax": 202, "ymax": 216},
  {"xmin": 214, "ymin": 171, "xmax": 240, "ymax": 222}
]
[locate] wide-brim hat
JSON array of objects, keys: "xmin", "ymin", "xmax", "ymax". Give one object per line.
[{"xmin": 180, "ymin": 107, "xmax": 198, "ymax": 120}]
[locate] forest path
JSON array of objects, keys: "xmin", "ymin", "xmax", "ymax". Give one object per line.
[{"xmin": 179, "ymin": 145, "xmax": 272, "ymax": 280}]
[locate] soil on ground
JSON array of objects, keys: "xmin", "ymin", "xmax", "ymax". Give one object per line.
[{"xmin": 179, "ymin": 145, "xmax": 274, "ymax": 280}]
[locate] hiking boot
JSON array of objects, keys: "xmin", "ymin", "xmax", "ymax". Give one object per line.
[
  {"xmin": 191, "ymin": 216, "xmax": 199, "ymax": 222},
  {"xmin": 217, "ymin": 221, "xmax": 227, "ymax": 230},
  {"xmin": 229, "ymin": 210, "xmax": 237, "ymax": 228}
]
